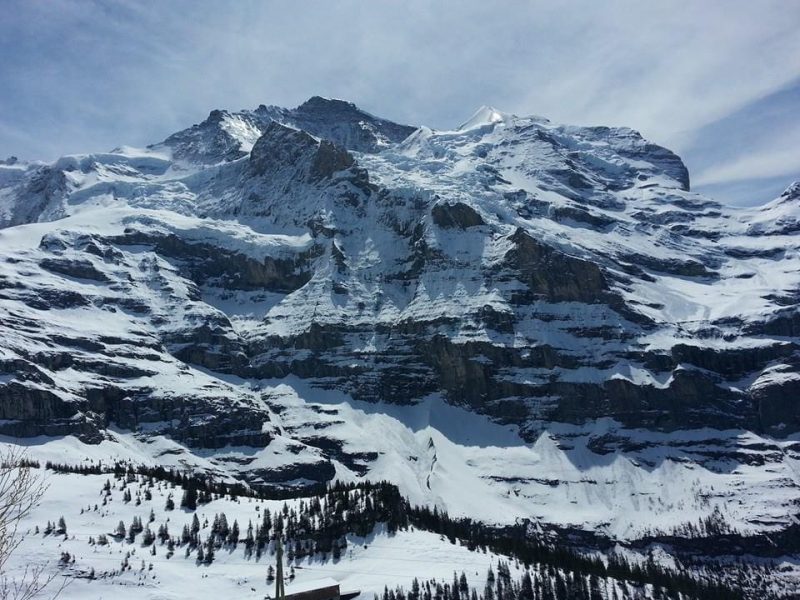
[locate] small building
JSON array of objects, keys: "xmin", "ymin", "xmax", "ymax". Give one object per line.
[{"xmin": 283, "ymin": 578, "xmax": 359, "ymax": 600}]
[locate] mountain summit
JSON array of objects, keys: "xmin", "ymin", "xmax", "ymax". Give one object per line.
[{"xmin": 0, "ymin": 97, "xmax": 799, "ymax": 550}]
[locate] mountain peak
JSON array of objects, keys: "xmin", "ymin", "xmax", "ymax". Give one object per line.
[
  {"xmin": 458, "ymin": 105, "xmax": 513, "ymax": 130},
  {"xmin": 290, "ymin": 96, "xmax": 416, "ymax": 152},
  {"xmin": 206, "ymin": 108, "xmax": 229, "ymax": 122},
  {"xmin": 296, "ymin": 96, "xmax": 359, "ymax": 112},
  {"xmin": 778, "ymin": 181, "xmax": 800, "ymax": 204}
]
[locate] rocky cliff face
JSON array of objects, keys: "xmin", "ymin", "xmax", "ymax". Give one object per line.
[{"xmin": 0, "ymin": 98, "xmax": 799, "ymax": 540}]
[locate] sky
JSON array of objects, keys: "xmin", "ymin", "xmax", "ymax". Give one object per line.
[{"xmin": 0, "ymin": 0, "xmax": 798, "ymax": 206}]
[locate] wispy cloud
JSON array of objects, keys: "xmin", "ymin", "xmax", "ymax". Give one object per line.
[
  {"xmin": 0, "ymin": 0, "xmax": 797, "ymax": 205},
  {"xmin": 694, "ymin": 146, "xmax": 800, "ymax": 187}
]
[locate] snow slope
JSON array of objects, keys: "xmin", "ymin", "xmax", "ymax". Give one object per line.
[
  {"xmin": 8, "ymin": 470, "xmax": 528, "ymax": 600},
  {"xmin": 0, "ymin": 97, "xmax": 799, "ymax": 590}
]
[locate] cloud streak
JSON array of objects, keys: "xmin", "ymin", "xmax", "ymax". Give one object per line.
[
  {"xmin": 0, "ymin": 0, "xmax": 798, "ymax": 205},
  {"xmin": 694, "ymin": 145, "xmax": 800, "ymax": 187}
]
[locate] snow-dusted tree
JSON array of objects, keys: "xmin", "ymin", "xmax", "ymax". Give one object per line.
[
  {"xmin": 114, "ymin": 520, "xmax": 126, "ymax": 539},
  {"xmin": 0, "ymin": 447, "xmax": 66, "ymax": 600},
  {"xmin": 141, "ymin": 527, "xmax": 155, "ymax": 546},
  {"xmin": 227, "ymin": 519, "xmax": 239, "ymax": 546}
]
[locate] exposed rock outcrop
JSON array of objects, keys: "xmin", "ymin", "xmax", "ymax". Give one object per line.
[
  {"xmin": 504, "ymin": 228, "xmax": 608, "ymax": 303},
  {"xmin": 431, "ymin": 201, "xmax": 485, "ymax": 229}
]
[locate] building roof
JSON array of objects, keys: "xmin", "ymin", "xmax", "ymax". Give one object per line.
[{"xmin": 284, "ymin": 578, "xmax": 340, "ymax": 596}]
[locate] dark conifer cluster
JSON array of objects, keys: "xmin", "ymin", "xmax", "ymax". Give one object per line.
[
  {"xmin": 42, "ymin": 461, "xmax": 776, "ymax": 598},
  {"xmin": 377, "ymin": 562, "xmax": 681, "ymax": 600}
]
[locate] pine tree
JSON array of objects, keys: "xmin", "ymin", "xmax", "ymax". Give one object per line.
[
  {"xmin": 142, "ymin": 527, "xmax": 155, "ymax": 546},
  {"xmin": 218, "ymin": 513, "xmax": 229, "ymax": 539},
  {"xmin": 181, "ymin": 486, "xmax": 198, "ymax": 511},
  {"xmin": 459, "ymin": 573, "xmax": 468, "ymax": 597},
  {"xmin": 332, "ymin": 539, "xmax": 341, "ymax": 561},
  {"xmin": 228, "ymin": 520, "xmax": 240, "ymax": 546},
  {"xmin": 127, "ymin": 522, "xmax": 138, "ymax": 543},
  {"xmin": 589, "ymin": 574, "xmax": 603, "ymax": 600},
  {"xmin": 205, "ymin": 535, "xmax": 215, "ymax": 564},
  {"xmin": 411, "ymin": 578, "xmax": 421, "ymax": 600},
  {"xmin": 520, "ymin": 571, "xmax": 534, "ymax": 600},
  {"xmin": 245, "ymin": 521, "xmax": 255, "ymax": 555}
]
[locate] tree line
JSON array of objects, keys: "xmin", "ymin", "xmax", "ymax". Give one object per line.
[{"xmin": 43, "ymin": 461, "xmax": 765, "ymax": 599}]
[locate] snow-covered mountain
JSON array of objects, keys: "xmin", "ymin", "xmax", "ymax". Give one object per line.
[{"xmin": 1, "ymin": 97, "xmax": 799, "ymax": 590}]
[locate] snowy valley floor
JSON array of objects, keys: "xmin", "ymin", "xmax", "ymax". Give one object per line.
[{"xmin": 2, "ymin": 465, "xmax": 797, "ymax": 600}]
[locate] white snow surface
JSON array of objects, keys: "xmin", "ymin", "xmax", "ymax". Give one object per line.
[
  {"xmin": 6, "ymin": 470, "xmax": 528, "ymax": 600},
  {"xmin": 0, "ymin": 99, "xmax": 799, "ymax": 570}
]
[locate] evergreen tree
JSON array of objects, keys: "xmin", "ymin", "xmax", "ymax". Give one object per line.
[
  {"xmin": 181, "ymin": 486, "xmax": 198, "ymax": 511},
  {"xmin": 114, "ymin": 520, "xmax": 126, "ymax": 538},
  {"xmin": 126, "ymin": 522, "xmax": 138, "ymax": 543},
  {"xmin": 228, "ymin": 519, "xmax": 240, "ymax": 546},
  {"xmin": 520, "ymin": 571, "xmax": 534, "ymax": 600},
  {"xmin": 142, "ymin": 526, "xmax": 155, "ymax": 546},
  {"xmin": 411, "ymin": 578, "xmax": 421, "ymax": 600},
  {"xmin": 205, "ymin": 535, "xmax": 215, "ymax": 564},
  {"xmin": 245, "ymin": 521, "xmax": 255, "ymax": 555},
  {"xmin": 218, "ymin": 513, "xmax": 229, "ymax": 539}
]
